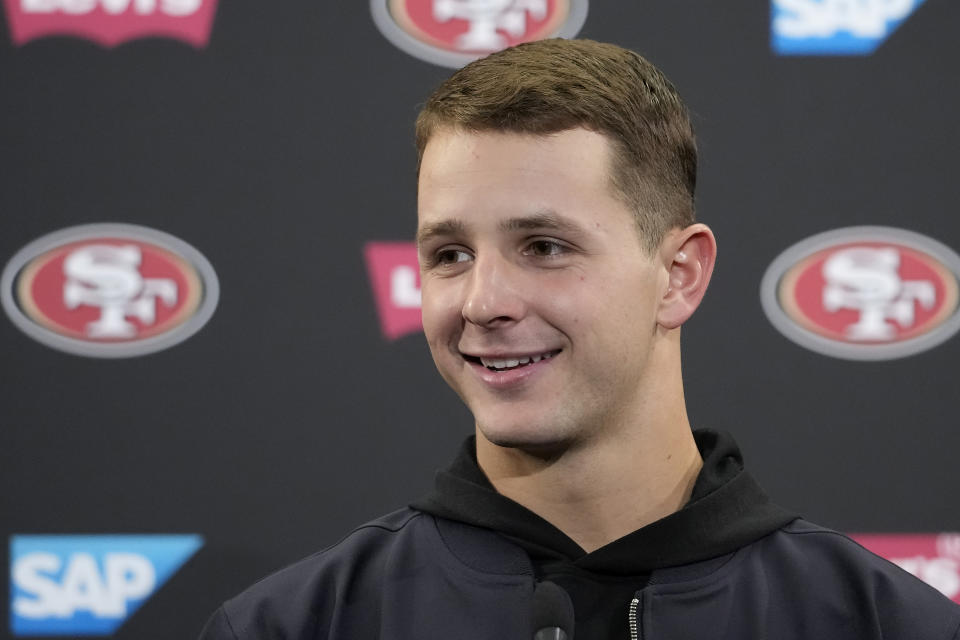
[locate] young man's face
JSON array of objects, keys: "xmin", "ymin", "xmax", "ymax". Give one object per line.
[{"xmin": 417, "ymin": 128, "xmax": 669, "ymax": 450}]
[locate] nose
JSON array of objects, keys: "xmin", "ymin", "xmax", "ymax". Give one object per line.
[{"xmin": 461, "ymin": 253, "xmax": 525, "ymax": 327}]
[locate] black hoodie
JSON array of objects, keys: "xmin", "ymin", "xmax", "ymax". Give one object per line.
[
  {"xmin": 411, "ymin": 430, "xmax": 798, "ymax": 638},
  {"xmin": 199, "ymin": 430, "xmax": 960, "ymax": 639}
]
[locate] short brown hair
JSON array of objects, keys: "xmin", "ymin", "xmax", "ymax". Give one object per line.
[{"xmin": 415, "ymin": 38, "xmax": 697, "ymax": 251}]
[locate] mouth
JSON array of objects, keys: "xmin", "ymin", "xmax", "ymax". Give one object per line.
[{"xmin": 462, "ymin": 349, "xmax": 562, "ymax": 372}]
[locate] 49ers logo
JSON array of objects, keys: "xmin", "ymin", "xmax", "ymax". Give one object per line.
[
  {"xmin": 371, "ymin": 0, "xmax": 588, "ymax": 68},
  {"xmin": 760, "ymin": 227, "xmax": 960, "ymax": 360},
  {"xmin": 1, "ymin": 224, "xmax": 219, "ymax": 357},
  {"xmin": 3, "ymin": 0, "xmax": 219, "ymax": 48}
]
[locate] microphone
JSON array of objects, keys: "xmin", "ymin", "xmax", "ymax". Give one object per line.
[{"xmin": 532, "ymin": 580, "xmax": 575, "ymax": 640}]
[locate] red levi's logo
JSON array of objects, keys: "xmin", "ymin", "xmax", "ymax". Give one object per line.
[
  {"xmin": 3, "ymin": 0, "xmax": 219, "ymax": 48},
  {"xmin": 1, "ymin": 224, "xmax": 219, "ymax": 357},
  {"xmin": 851, "ymin": 533, "xmax": 960, "ymax": 604},
  {"xmin": 371, "ymin": 0, "xmax": 588, "ymax": 68},
  {"xmin": 760, "ymin": 227, "xmax": 960, "ymax": 360},
  {"xmin": 364, "ymin": 242, "xmax": 422, "ymax": 341}
]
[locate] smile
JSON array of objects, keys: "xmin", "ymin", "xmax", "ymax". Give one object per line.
[{"xmin": 464, "ymin": 349, "xmax": 562, "ymax": 372}]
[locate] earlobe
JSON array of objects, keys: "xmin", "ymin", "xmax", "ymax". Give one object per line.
[{"xmin": 657, "ymin": 224, "xmax": 717, "ymax": 330}]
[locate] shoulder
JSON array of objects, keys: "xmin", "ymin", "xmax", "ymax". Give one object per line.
[
  {"xmin": 198, "ymin": 509, "xmax": 534, "ymax": 640},
  {"xmin": 238, "ymin": 507, "xmax": 426, "ymax": 597},
  {"xmin": 199, "ymin": 508, "xmax": 430, "ymax": 640},
  {"xmin": 746, "ymin": 519, "xmax": 960, "ymax": 638},
  {"xmin": 763, "ymin": 519, "xmax": 947, "ymax": 587}
]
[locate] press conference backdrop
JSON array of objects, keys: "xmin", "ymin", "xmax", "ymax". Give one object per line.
[{"xmin": 2, "ymin": 1, "xmax": 960, "ymax": 637}]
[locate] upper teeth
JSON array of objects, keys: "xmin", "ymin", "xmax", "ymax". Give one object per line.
[{"xmin": 480, "ymin": 351, "xmax": 556, "ymax": 369}]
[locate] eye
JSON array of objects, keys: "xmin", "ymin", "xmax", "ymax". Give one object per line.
[
  {"xmin": 435, "ymin": 248, "xmax": 472, "ymax": 265},
  {"xmin": 523, "ymin": 239, "xmax": 567, "ymax": 257}
]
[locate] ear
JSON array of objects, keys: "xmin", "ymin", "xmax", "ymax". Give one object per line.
[{"xmin": 656, "ymin": 224, "xmax": 717, "ymax": 330}]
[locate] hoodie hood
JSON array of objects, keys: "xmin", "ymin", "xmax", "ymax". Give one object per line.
[{"xmin": 411, "ymin": 429, "xmax": 798, "ymax": 575}]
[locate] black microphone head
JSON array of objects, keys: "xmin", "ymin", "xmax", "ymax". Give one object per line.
[{"xmin": 531, "ymin": 580, "xmax": 574, "ymax": 640}]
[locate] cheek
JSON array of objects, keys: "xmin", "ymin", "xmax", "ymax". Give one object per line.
[
  {"xmin": 420, "ymin": 281, "xmax": 460, "ymax": 342},
  {"xmin": 528, "ymin": 276, "xmax": 595, "ymax": 333},
  {"xmin": 581, "ymin": 274, "xmax": 657, "ymax": 337},
  {"xmin": 552, "ymin": 271, "xmax": 609, "ymax": 307}
]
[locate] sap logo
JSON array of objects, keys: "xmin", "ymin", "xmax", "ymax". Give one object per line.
[
  {"xmin": 364, "ymin": 242, "xmax": 423, "ymax": 340},
  {"xmin": 772, "ymin": 0, "xmax": 928, "ymax": 55},
  {"xmin": 2, "ymin": 0, "xmax": 219, "ymax": 47},
  {"xmin": 15, "ymin": 553, "xmax": 156, "ymax": 618},
  {"xmin": 10, "ymin": 534, "xmax": 203, "ymax": 636}
]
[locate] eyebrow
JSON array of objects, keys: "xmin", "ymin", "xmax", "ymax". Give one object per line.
[
  {"xmin": 416, "ymin": 219, "xmax": 466, "ymax": 248},
  {"xmin": 416, "ymin": 210, "xmax": 584, "ymax": 248},
  {"xmin": 498, "ymin": 211, "xmax": 584, "ymax": 234}
]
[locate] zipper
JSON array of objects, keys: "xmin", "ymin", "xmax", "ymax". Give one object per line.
[{"xmin": 628, "ymin": 590, "xmax": 642, "ymax": 640}]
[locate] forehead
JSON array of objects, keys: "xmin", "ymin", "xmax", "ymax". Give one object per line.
[{"xmin": 417, "ymin": 128, "xmax": 623, "ymax": 229}]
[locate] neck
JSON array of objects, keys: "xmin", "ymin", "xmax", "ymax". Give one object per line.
[{"xmin": 475, "ymin": 339, "xmax": 701, "ymax": 553}]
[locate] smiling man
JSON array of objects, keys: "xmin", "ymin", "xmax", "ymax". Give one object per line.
[
  {"xmin": 200, "ymin": 39, "xmax": 960, "ymax": 640},
  {"xmin": 415, "ymin": 125, "xmax": 714, "ymax": 554}
]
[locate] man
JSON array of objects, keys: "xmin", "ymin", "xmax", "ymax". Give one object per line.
[{"xmin": 200, "ymin": 39, "xmax": 960, "ymax": 639}]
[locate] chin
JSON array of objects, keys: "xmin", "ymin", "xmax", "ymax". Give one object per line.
[{"xmin": 476, "ymin": 418, "xmax": 574, "ymax": 455}]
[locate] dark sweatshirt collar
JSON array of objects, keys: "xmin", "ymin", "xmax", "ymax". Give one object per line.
[{"xmin": 411, "ymin": 429, "xmax": 798, "ymax": 575}]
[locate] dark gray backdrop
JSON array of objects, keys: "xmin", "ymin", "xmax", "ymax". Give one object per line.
[{"xmin": 2, "ymin": 2, "xmax": 958, "ymax": 638}]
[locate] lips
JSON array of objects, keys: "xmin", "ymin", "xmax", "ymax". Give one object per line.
[{"xmin": 463, "ymin": 349, "xmax": 562, "ymax": 372}]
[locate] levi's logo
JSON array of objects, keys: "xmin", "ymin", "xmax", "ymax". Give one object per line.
[
  {"xmin": 364, "ymin": 242, "xmax": 423, "ymax": 340},
  {"xmin": 2, "ymin": 0, "xmax": 219, "ymax": 48},
  {"xmin": 851, "ymin": 533, "xmax": 960, "ymax": 603}
]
